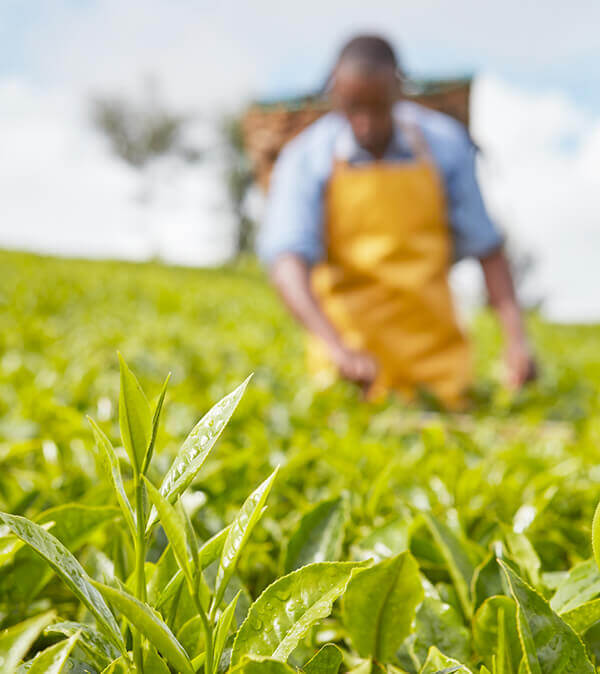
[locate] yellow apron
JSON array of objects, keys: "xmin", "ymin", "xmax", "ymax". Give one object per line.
[{"xmin": 308, "ymin": 122, "xmax": 471, "ymax": 408}]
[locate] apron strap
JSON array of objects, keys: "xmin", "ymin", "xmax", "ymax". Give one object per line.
[{"xmin": 398, "ymin": 117, "xmax": 434, "ymax": 164}]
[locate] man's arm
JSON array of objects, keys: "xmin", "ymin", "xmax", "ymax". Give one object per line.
[
  {"xmin": 271, "ymin": 253, "xmax": 377, "ymax": 385},
  {"xmin": 436, "ymin": 118, "xmax": 536, "ymax": 388},
  {"xmin": 480, "ymin": 247, "xmax": 537, "ymax": 388}
]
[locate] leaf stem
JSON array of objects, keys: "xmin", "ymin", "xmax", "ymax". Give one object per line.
[
  {"xmin": 194, "ymin": 590, "xmax": 214, "ymax": 674},
  {"xmin": 135, "ymin": 481, "xmax": 148, "ymax": 602},
  {"xmin": 133, "ymin": 478, "xmax": 147, "ymax": 672}
]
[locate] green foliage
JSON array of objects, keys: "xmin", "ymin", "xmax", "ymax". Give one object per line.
[
  {"xmin": 0, "ymin": 611, "xmax": 55, "ymax": 674},
  {"xmin": 0, "ymin": 513, "xmax": 124, "ymax": 651},
  {"xmin": 303, "ymin": 644, "xmax": 343, "ymax": 674},
  {"xmin": 284, "ymin": 496, "xmax": 348, "ymax": 573},
  {"xmin": 421, "ymin": 513, "xmax": 477, "ymax": 620},
  {"xmin": 46, "ymin": 621, "xmax": 120, "ymax": 670},
  {"xmin": 118, "ymin": 353, "xmax": 152, "ymax": 477},
  {"xmin": 472, "ymin": 596, "xmax": 520, "ymax": 673},
  {"xmin": 147, "ymin": 375, "xmax": 251, "ymax": 531},
  {"xmin": 343, "ymin": 552, "xmax": 423, "ymax": 662},
  {"xmin": 231, "ymin": 561, "xmax": 365, "ymax": 665},
  {"xmin": 214, "ymin": 469, "xmax": 277, "ymax": 611},
  {"xmin": 231, "ymin": 656, "xmax": 296, "ymax": 673},
  {"xmin": 500, "ymin": 560, "xmax": 595, "ymax": 672},
  {"xmin": 88, "ymin": 418, "xmax": 136, "ymax": 539},
  {"xmin": 419, "ymin": 646, "xmax": 473, "ymax": 673},
  {"xmin": 91, "ymin": 580, "xmax": 194, "ymax": 674},
  {"xmin": 4, "ymin": 251, "xmax": 600, "ymax": 671},
  {"xmin": 24, "ymin": 632, "xmax": 79, "ymax": 673}
]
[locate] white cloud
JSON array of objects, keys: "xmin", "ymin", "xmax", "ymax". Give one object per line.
[
  {"xmin": 13, "ymin": 0, "xmax": 600, "ymax": 103},
  {"xmin": 470, "ymin": 75, "xmax": 600, "ymax": 322},
  {"xmin": 0, "ymin": 77, "xmax": 236, "ymax": 265},
  {"xmin": 19, "ymin": 0, "xmax": 259, "ymax": 111}
]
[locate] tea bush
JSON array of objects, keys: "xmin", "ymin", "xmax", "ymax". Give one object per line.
[{"xmin": 2, "ymin": 250, "xmax": 600, "ymax": 672}]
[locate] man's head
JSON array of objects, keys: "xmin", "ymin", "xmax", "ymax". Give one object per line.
[{"xmin": 330, "ymin": 35, "xmax": 402, "ymax": 158}]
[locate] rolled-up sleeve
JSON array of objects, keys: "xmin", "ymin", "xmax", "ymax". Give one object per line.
[
  {"xmin": 445, "ymin": 130, "xmax": 504, "ymax": 261},
  {"xmin": 257, "ymin": 138, "xmax": 326, "ymax": 267}
]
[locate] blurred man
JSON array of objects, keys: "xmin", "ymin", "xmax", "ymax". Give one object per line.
[{"xmin": 259, "ymin": 35, "xmax": 535, "ymax": 408}]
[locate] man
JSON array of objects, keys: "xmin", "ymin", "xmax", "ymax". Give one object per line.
[{"xmin": 259, "ymin": 35, "xmax": 535, "ymax": 408}]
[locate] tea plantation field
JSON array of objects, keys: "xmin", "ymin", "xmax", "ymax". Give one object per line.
[{"xmin": 2, "ymin": 249, "xmax": 600, "ymax": 673}]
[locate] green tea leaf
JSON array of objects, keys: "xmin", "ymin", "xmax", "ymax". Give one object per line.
[
  {"xmin": 36, "ymin": 504, "xmax": 120, "ymax": 551},
  {"xmin": 502, "ymin": 528, "xmax": 541, "ymax": 588},
  {"xmin": 141, "ymin": 372, "xmax": 170, "ymax": 474},
  {"xmin": 231, "ymin": 656, "xmax": 296, "ymax": 674},
  {"xmin": 0, "ymin": 505, "xmax": 117, "ymax": 605},
  {"xmin": 592, "ymin": 499, "xmax": 600, "ymax": 575},
  {"xmin": 154, "ymin": 525, "xmax": 230, "ymax": 610},
  {"xmin": 176, "ymin": 616, "xmax": 206, "ymax": 658},
  {"xmin": 284, "ymin": 497, "xmax": 348, "ymax": 573},
  {"xmin": 198, "ymin": 525, "xmax": 232, "ymax": 572},
  {"xmin": 0, "ymin": 513, "xmax": 124, "ymax": 652},
  {"xmin": 411, "ymin": 597, "xmax": 471, "ymax": 666},
  {"xmin": 118, "ymin": 353, "xmax": 152, "ymax": 475},
  {"xmin": 499, "ymin": 560, "xmax": 595, "ymax": 673},
  {"xmin": 92, "ymin": 580, "xmax": 194, "ymax": 674},
  {"xmin": 303, "ymin": 644, "xmax": 343, "ymax": 674},
  {"xmin": 419, "ymin": 646, "xmax": 473, "ymax": 673},
  {"xmin": 46, "ymin": 621, "xmax": 120, "ymax": 670},
  {"xmin": 191, "ymin": 651, "xmax": 206, "ymax": 671},
  {"xmin": 550, "ymin": 559, "xmax": 600, "ymax": 613},
  {"xmin": 560, "ymin": 598, "xmax": 600, "ymax": 634},
  {"xmin": 88, "ymin": 417, "xmax": 136, "ymax": 540},
  {"xmin": 342, "ymin": 552, "xmax": 423, "ymax": 662},
  {"xmin": 231, "ymin": 560, "xmax": 366, "ymax": 665},
  {"xmin": 0, "ymin": 611, "xmax": 55, "ymax": 674},
  {"xmin": 179, "ymin": 501, "xmax": 200, "ymax": 579},
  {"xmin": 352, "ymin": 519, "xmax": 409, "ymax": 562},
  {"xmin": 213, "ymin": 591, "xmax": 240, "ymax": 674},
  {"xmin": 471, "ymin": 553, "xmax": 503, "ymax": 612},
  {"xmin": 143, "ymin": 641, "xmax": 170, "ymax": 674},
  {"xmin": 422, "ymin": 513, "xmax": 475, "ymax": 620},
  {"xmin": 143, "ymin": 476, "xmax": 194, "ymax": 596},
  {"xmin": 0, "ymin": 534, "xmax": 27, "ymax": 566},
  {"xmin": 25, "ymin": 632, "xmax": 78, "ymax": 673},
  {"xmin": 148, "ymin": 376, "xmax": 251, "ymax": 529},
  {"xmin": 100, "ymin": 656, "xmax": 131, "ymax": 673},
  {"xmin": 472, "ymin": 596, "xmax": 521, "ymax": 674},
  {"xmin": 146, "ymin": 544, "xmax": 179, "ymax": 604},
  {"xmin": 214, "ymin": 469, "xmax": 277, "ymax": 608},
  {"xmin": 345, "ymin": 660, "xmax": 373, "ymax": 674}
]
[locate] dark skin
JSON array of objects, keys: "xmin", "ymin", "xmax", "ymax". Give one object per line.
[{"xmin": 271, "ymin": 60, "xmax": 536, "ymax": 392}]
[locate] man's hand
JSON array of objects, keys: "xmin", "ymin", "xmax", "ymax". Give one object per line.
[
  {"xmin": 329, "ymin": 342, "xmax": 378, "ymax": 386},
  {"xmin": 271, "ymin": 254, "xmax": 378, "ymax": 390},
  {"xmin": 506, "ymin": 338, "xmax": 537, "ymax": 389},
  {"xmin": 481, "ymin": 248, "xmax": 537, "ymax": 391}
]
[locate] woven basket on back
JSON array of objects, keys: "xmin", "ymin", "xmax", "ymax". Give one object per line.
[{"xmin": 242, "ymin": 77, "xmax": 472, "ymax": 191}]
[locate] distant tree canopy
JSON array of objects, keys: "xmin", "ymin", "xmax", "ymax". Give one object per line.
[
  {"xmin": 90, "ymin": 80, "xmax": 256, "ymax": 257},
  {"xmin": 221, "ymin": 116, "xmax": 255, "ymax": 254},
  {"xmin": 90, "ymin": 80, "xmax": 202, "ymax": 168}
]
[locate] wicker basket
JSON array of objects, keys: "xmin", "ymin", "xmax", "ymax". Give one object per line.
[{"xmin": 242, "ymin": 78, "xmax": 472, "ymax": 191}]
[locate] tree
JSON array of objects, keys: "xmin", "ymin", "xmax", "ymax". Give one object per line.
[
  {"xmin": 221, "ymin": 115, "xmax": 256, "ymax": 254},
  {"xmin": 90, "ymin": 79, "xmax": 202, "ymax": 170}
]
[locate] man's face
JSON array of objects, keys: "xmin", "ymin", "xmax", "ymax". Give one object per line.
[{"xmin": 331, "ymin": 63, "xmax": 398, "ymax": 158}]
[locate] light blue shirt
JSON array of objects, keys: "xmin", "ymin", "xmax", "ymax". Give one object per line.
[{"xmin": 258, "ymin": 101, "xmax": 503, "ymax": 266}]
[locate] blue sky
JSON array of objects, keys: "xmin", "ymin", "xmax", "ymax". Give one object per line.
[{"xmin": 2, "ymin": 0, "xmax": 600, "ymax": 111}]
